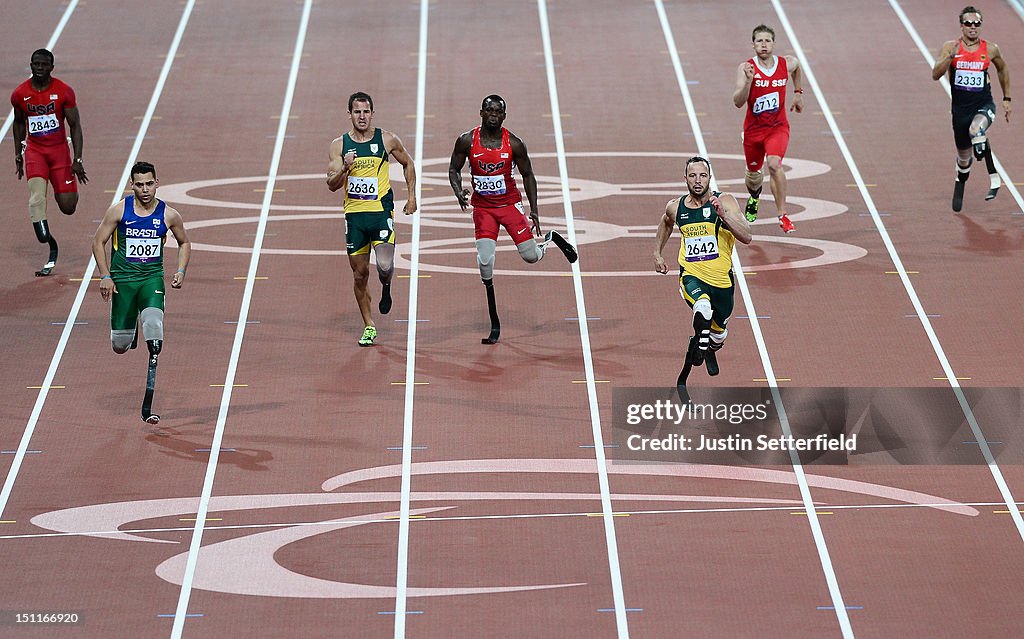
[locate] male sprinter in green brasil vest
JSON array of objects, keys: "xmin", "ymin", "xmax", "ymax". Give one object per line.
[
  {"xmin": 327, "ymin": 92, "xmax": 418, "ymax": 347},
  {"xmin": 92, "ymin": 161, "xmax": 191, "ymax": 424},
  {"xmin": 654, "ymin": 156, "xmax": 751, "ymax": 387}
]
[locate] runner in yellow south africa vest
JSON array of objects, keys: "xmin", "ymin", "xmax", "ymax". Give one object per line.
[{"xmin": 342, "ymin": 127, "xmax": 393, "ymax": 214}]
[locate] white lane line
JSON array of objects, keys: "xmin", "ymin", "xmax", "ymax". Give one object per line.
[
  {"xmin": 537, "ymin": 1, "xmax": 630, "ymax": 636},
  {"xmin": 1007, "ymin": 0, "xmax": 1024, "ymax": 23},
  {"xmin": 168, "ymin": 1, "xmax": 312, "ymax": 636},
  {"xmin": 779, "ymin": 0, "xmax": 1024, "ymax": 543},
  {"xmin": 654, "ymin": 1, "xmax": 854, "ymax": 636},
  {"xmin": 0, "ymin": 1, "xmax": 79, "ymax": 145},
  {"xmin": 392, "ymin": 0, "xmax": 428, "ymax": 636},
  {"xmin": 6, "ymin": 499, "xmax": 1000, "ymax": 542},
  {"xmin": 888, "ymin": 0, "xmax": 1024, "ymax": 214},
  {"xmin": 0, "ymin": 0, "xmax": 197, "ymax": 520}
]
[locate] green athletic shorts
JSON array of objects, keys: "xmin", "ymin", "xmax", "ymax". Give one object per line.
[
  {"xmin": 679, "ymin": 272, "xmax": 734, "ymax": 331},
  {"xmin": 345, "ymin": 211, "xmax": 395, "ymax": 255},
  {"xmin": 110, "ymin": 274, "xmax": 165, "ymax": 331}
]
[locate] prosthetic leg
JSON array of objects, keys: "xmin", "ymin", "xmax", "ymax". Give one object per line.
[
  {"xmin": 972, "ymin": 129, "xmax": 1001, "ymax": 201},
  {"xmin": 141, "ymin": 339, "xmax": 162, "ymax": 424},
  {"xmin": 952, "ymin": 159, "xmax": 971, "ymax": 213},
  {"xmin": 32, "ymin": 220, "xmax": 58, "ymax": 277},
  {"xmin": 481, "ymin": 279, "xmax": 500, "ymax": 344},
  {"xmin": 705, "ymin": 341, "xmax": 722, "ymax": 377}
]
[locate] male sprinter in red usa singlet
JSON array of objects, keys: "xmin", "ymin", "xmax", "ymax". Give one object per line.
[
  {"xmin": 10, "ymin": 48, "xmax": 88, "ymax": 276},
  {"xmin": 448, "ymin": 95, "xmax": 577, "ymax": 344}
]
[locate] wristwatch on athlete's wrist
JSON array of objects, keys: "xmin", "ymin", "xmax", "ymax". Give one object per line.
[
  {"xmin": 1003, "ymin": 97, "xmax": 1012, "ymax": 102},
  {"xmin": 73, "ymin": 158, "xmax": 82, "ymax": 163}
]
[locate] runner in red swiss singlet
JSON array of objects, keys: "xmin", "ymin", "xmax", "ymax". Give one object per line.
[
  {"xmin": 10, "ymin": 49, "xmax": 87, "ymax": 276},
  {"xmin": 449, "ymin": 95, "xmax": 577, "ymax": 344},
  {"xmin": 732, "ymin": 25, "xmax": 802, "ymax": 234}
]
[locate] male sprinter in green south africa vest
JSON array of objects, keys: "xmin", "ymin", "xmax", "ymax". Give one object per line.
[
  {"xmin": 327, "ymin": 92, "xmax": 418, "ymax": 347},
  {"xmin": 92, "ymin": 161, "xmax": 191, "ymax": 424},
  {"xmin": 654, "ymin": 156, "xmax": 752, "ymax": 387}
]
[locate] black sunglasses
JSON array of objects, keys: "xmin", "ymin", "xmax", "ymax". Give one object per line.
[{"xmin": 961, "ymin": 20, "xmax": 982, "ymax": 27}]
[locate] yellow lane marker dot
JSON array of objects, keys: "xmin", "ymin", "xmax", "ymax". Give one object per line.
[
  {"xmin": 792, "ymin": 511, "xmax": 833, "ymax": 515},
  {"xmin": 572, "ymin": 380, "xmax": 609, "ymax": 384},
  {"xmin": 179, "ymin": 518, "xmax": 223, "ymax": 522},
  {"xmin": 391, "ymin": 382, "xmax": 429, "ymax": 386},
  {"xmin": 587, "ymin": 513, "xmax": 629, "ymax": 517},
  {"xmin": 233, "ymin": 276, "xmax": 269, "ymax": 280},
  {"xmin": 0, "ymin": 521, "xmax": 17, "ymax": 524},
  {"xmin": 271, "ymin": 115, "xmax": 299, "ymax": 119},
  {"xmin": 885, "ymin": 271, "xmax": 918, "ymax": 275},
  {"xmin": 134, "ymin": 115, "xmax": 161, "ymax": 120},
  {"xmin": 933, "ymin": 377, "xmax": 971, "ymax": 381},
  {"xmin": 753, "ymin": 378, "xmax": 790, "ymax": 382},
  {"xmin": 210, "ymin": 384, "xmax": 248, "ymax": 388},
  {"xmin": 994, "ymin": 510, "xmax": 1024, "ymax": 514},
  {"xmin": 847, "ymin": 183, "xmax": 875, "ymax": 187},
  {"xmin": 69, "ymin": 277, "xmax": 103, "ymax": 282},
  {"xmin": 253, "ymin": 188, "xmax": 285, "ymax": 192},
  {"xmin": 385, "ymin": 515, "xmax": 426, "ymax": 519},
  {"xmin": 27, "ymin": 386, "xmax": 64, "ymax": 389}
]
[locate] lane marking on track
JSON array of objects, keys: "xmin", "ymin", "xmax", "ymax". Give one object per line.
[
  {"xmin": 0, "ymin": 1, "xmax": 80, "ymax": 146},
  {"xmin": 889, "ymin": 0, "xmax": 1024, "ymax": 215},
  {"xmin": 169, "ymin": 2, "xmax": 312, "ymax": 637},
  {"xmin": 538, "ymin": 2, "xmax": 630, "ymax": 637},
  {"xmin": 392, "ymin": 1, "xmax": 429, "ymax": 636},
  {"xmin": 658, "ymin": 1, "xmax": 855, "ymax": 635},
  {"xmin": 15, "ymin": 495, "xmax": 995, "ymax": 545},
  {"xmin": 0, "ymin": 0, "xmax": 197, "ymax": 524}
]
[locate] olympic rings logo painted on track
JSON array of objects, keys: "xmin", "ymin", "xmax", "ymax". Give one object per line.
[{"xmin": 156, "ymin": 152, "xmax": 866, "ymax": 276}]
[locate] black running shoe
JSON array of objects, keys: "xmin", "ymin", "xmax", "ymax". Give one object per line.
[{"xmin": 952, "ymin": 180, "xmax": 965, "ymax": 212}]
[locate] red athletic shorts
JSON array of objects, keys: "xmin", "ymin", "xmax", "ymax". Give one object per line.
[
  {"xmin": 742, "ymin": 125, "xmax": 790, "ymax": 172},
  {"xmin": 24, "ymin": 143, "xmax": 76, "ymax": 194},
  {"xmin": 472, "ymin": 202, "xmax": 533, "ymax": 245}
]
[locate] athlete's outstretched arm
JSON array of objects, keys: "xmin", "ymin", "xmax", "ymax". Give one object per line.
[
  {"xmin": 326, "ymin": 137, "xmax": 351, "ymax": 193},
  {"xmin": 654, "ymin": 199, "xmax": 677, "ymax": 274},
  {"xmin": 932, "ymin": 40, "xmax": 958, "ymax": 81},
  {"xmin": 12, "ymin": 110, "xmax": 26, "ymax": 179},
  {"xmin": 165, "ymin": 207, "xmax": 191, "ymax": 288},
  {"xmin": 733, "ymin": 62, "xmax": 754, "ymax": 108},
  {"xmin": 92, "ymin": 203, "xmax": 123, "ymax": 301},
  {"xmin": 712, "ymin": 193, "xmax": 752, "ymax": 245},
  {"xmin": 786, "ymin": 56, "xmax": 804, "ymax": 113},
  {"xmin": 510, "ymin": 134, "xmax": 540, "ymax": 235},
  {"xmin": 64, "ymin": 106, "xmax": 87, "ymax": 184},
  {"xmin": 990, "ymin": 43, "xmax": 1012, "ymax": 122},
  {"xmin": 448, "ymin": 132, "xmax": 472, "ymax": 211},
  {"xmin": 385, "ymin": 131, "xmax": 418, "ymax": 214}
]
